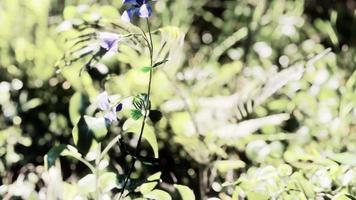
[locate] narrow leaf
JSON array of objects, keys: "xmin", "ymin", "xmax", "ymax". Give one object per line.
[{"xmin": 153, "ymin": 59, "xmax": 169, "ymax": 68}]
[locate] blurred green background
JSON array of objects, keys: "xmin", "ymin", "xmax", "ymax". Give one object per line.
[{"xmin": 0, "ymin": 0, "xmax": 355, "ymax": 199}]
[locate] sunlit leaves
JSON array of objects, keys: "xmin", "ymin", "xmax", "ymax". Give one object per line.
[
  {"xmin": 69, "ymin": 92, "xmax": 90, "ymax": 125},
  {"xmin": 328, "ymin": 153, "xmax": 356, "ymax": 166},
  {"xmin": 143, "ymin": 189, "xmax": 172, "ymax": 200},
  {"xmin": 140, "ymin": 172, "xmax": 161, "ymax": 194},
  {"xmin": 123, "ymin": 118, "xmax": 159, "ymax": 158},
  {"xmin": 45, "ymin": 144, "xmax": 93, "ymax": 172},
  {"xmin": 77, "ymin": 173, "xmax": 121, "ymax": 196},
  {"xmin": 174, "ymin": 184, "xmax": 195, "ymax": 200},
  {"xmin": 214, "ymin": 160, "xmax": 246, "ymax": 174},
  {"xmin": 99, "ymin": 172, "xmax": 119, "ymax": 192},
  {"xmin": 78, "ymin": 174, "xmax": 96, "ymax": 194},
  {"xmin": 72, "ymin": 115, "xmax": 108, "ymax": 154}
]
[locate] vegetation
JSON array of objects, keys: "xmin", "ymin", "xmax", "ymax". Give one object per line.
[{"xmin": 0, "ymin": 0, "xmax": 355, "ymax": 199}]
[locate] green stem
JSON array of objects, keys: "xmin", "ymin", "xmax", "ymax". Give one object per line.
[
  {"xmin": 99, "ymin": 135, "xmax": 121, "ymax": 161},
  {"xmin": 71, "ymin": 155, "xmax": 95, "ymax": 174},
  {"xmin": 119, "ymin": 19, "xmax": 154, "ymax": 200},
  {"xmin": 95, "ymin": 143, "xmax": 101, "ymax": 200}
]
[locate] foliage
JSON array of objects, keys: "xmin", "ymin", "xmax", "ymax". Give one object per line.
[{"xmin": 0, "ymin": 0, "xmax": 355, "ymax": 199}]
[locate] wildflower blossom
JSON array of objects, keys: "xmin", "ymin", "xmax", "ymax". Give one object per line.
[
  {"xmin": 121, "ymin": 0, "xmax": 154, "ymax": 22},
  {"xmin": 98, "ymin": 32, "xmax": 121, "ymax": 56},
  {"xmin": 97, "ymin": 92, "xmax": 123, "ymax": 123}
]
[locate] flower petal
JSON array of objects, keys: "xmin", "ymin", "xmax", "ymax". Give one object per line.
[
  {"xmin": 138, "ymin": 3, "xmax": 152, "ymax": 18},
  {"xmin": 121, "ymin": 7, "xmax": 140, "ymax": 22},
  {"xmin": 97, "ymin": 92, "xmax": 110, "ymax": 111},
  {"xmin": 104, "ymin": 108, "xmax": 118, "ymax": 123},
  {"xmin": 122, "ymin": 0, "xmax": 139, "ymax": 5},
  {"xmin": 98, "ymin": 32, "xmax": 120, "ymax": 51}
]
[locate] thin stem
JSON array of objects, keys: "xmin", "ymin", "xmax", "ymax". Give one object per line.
[
  {"xmin": 99, "ymin": 135, "xmax": 121, "ymax": 161},
  {"xmin": 199, "ymin": 166, "xmax": 207, "ymax": 200},
  {"xmin": 70, "ymin": 155, "xmax": 95, "ymax": 174},
  {"xmin": 95, "ymin": 143, "xmax": 101, "ymax": 200},
  {"xmin": 119, "ymin": 19, "xmax": 154, "ymax": 200}
]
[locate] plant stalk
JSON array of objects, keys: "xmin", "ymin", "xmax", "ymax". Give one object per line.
[{"xmin": 118, "ymin": 19, "xmax": 154, "ymax": 200}]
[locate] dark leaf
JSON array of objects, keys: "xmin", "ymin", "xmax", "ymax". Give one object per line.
[
  {"xmin": 345, "ymin": 194, "xmax": 356, "ymax": 200},
  {"xmin": 72, "ymin": 117, "xmax": 93, "ymax": 155},
  {"xmin": 69, "ymin": 92, "xmax": 90, "ymax": 125},
  {"xmin": 45, "ymin": 144, "xmax": 67, "ymax": 169},
  {"xmin": 83, "ymin": 116, "xmax": 108, "ymax": 141},
  {"xmin": 72, "ymin": 116, "xmax": 108, "ymax": 155},
  {"xmin": 153, "ymin": 59, "xmax": 169, "ymax": 68},
  {"xmin": 149, "ymin": 110, "xmax": 162, "ymax": 124}
]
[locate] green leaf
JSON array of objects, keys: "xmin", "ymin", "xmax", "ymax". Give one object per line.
[
  {"xmin": 63, "ymin": 6, "xmax": 77, "ymax": 20},
  {"xmin": 247, "ymin": 191, "xmax": 269, "ymax": 200},
  {"xmin": 345, "ymin": 194, "xmax": 356, "ymax": 200},
  {"xmin": 78, "ymin": 174, "xmax": 96, "ymax": 195},
  {"xmin": 45, "ymin": 145, "xmax": 92, "ymax": 171},
  {"xmin": 140, "ymin": 156, "xmax": 160, "ymax": 166},
  {"xmin": 22, "ymin": 98, "xmax": 43, "ymax": 111},
  {"xmin": 278, "ymin": 164, "xmax": 293, "ymax": 177},
  {"xmin": 72, "ymin": 116, "xmax": 108, "ymax": 155},
  {"xmin": 131, "ymin": 109, "xmax": 143, "ymax": 120},
  {"xmin": 123, "ymin": 118, "xmax": 159, "ymax": 158},
  {"xmin": 140, "ymin": 172, "xmax": 162, "ymax": 194},
  {"xmin": 69, "ymin": 92, "xmax": 90, "ymax": 125},
  {"xmin": 174, "ymin": 184, "xmax": 195, "ymax": 200},
  {"xmin": 214, "ymin": 160, "xmax": 246, "ymax": 174},
  {"xmin": 99, "ymin": 172, "xmax": 119, "ymax": 192},
  {"xmin": 45, "ymin": 144, "xmax": 67, "ymax": 169},
  {"xmin": 84, "ymin": 116, "xmax": 108, "ymax": 141},
  {"xmin": 292, "ymin": 172, "xmax": 315, "ymax": 198},
  {"xmin": 144, "ymin": 189, "xmax": 172, "ymax": 200},
  {"xmin": 328, "ymin": 152, "xmax": 356, "ymax": 166},
  {"xmin": 140, "ymin": 66, "xmax": 153, "ymax": 73},
  {"xmin": 60, "ymin": 145, "xmax": 82, "ymax": 158},
  {"xmin": 117, "ymin": 176, "xmax": 146, "ymax": 192},
  {"xmin": 72, "ymin": 117, "xmax": 93, "ymax": 155}
]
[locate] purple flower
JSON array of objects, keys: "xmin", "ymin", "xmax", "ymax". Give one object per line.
[
  {"xmin": 97, "ymin": 91, "xmax": 110, "ymax": 110},
  {"xmin": 97, "ymin": 92, "xmax": 123, "ymax": 123},
  {"xmin": 98, "ymin": 32, "xmax": 120, "ymax": 55},
  {"xmin": 121, "ymin": 0, "xmax": 154, "ymax": 22}
]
